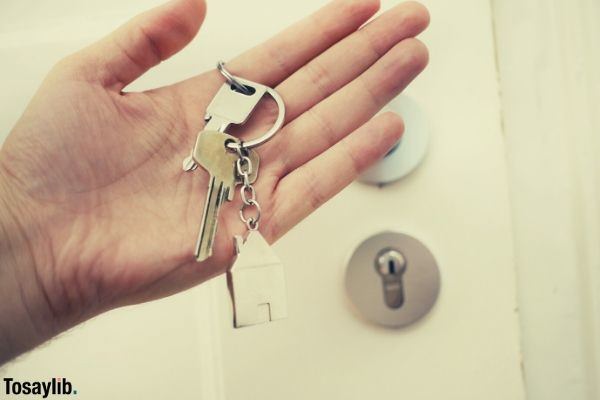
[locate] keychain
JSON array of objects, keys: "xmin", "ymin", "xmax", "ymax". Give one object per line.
[{"xmin": 183, "ymin": 61, "xmax": 287, "ymax": 328}]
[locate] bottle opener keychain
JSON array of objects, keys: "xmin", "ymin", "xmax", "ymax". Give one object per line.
[{"xmin": 182, "ymin": 61, "xmax": 287, "ymax": 328}]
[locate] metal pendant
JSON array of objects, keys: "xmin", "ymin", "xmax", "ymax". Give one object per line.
[{"xmin": 227, "ymin": 231, "xmax": 287, "ymax": 328}]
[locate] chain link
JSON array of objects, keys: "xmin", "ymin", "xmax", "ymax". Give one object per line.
[
  {"xmin": 240, "ymin": 199, "xmax": 261, "ymax": 231},
  {"xmin": 235, "ymin": 145, "xmax": 261, "ymax": 231}
]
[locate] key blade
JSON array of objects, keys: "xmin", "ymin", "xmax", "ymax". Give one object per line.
[
  {"xmin": 195, "ymin": 176, "xmax": 225, "ymax": 261},
  {"xmin": 192, "ymin": 131, "xmax": 238, "ymax": 262}
]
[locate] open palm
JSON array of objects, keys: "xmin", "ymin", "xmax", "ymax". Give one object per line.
[{"xmin": 0, "ymin": 0, "xmax": 428, "ymax": 325}]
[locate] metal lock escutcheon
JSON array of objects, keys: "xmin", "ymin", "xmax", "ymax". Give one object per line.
[{"xmin": 345, "ymin": 232, "xmax": 441, "ymax": 328}]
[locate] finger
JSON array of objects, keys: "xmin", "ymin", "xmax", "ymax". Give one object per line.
[
  {"xmin": 226, "ymin": 0, "xmax": 380, "ymax": 85},
  {"xmin": 279, "ymin": 1, "xmax": 429, "ymax": 122},
  {"xmin": 266, "ymin": 112, "xmax": 404, "ymax": 240},
  {"xmin": 268, "ymin": 38, "xmax": 428, "ymax": 176},
  {"xmin": 172, "ymin": 0, "xmax": 380, "ymax": 100},
  {"xmin": 219, "ymin": 1, "xmax": 428, "ymax": 145},
  {"xmin": 65, "ymin": 0, "xmax": 206, "ymax": 90}
]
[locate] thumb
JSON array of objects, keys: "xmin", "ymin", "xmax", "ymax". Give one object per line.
[{"xmin": 68, "ymin": 0, "xmax": 206, "ymax": 90}]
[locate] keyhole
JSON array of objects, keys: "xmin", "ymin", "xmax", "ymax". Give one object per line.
[
  {"xmin": 388, "ymin": 259, "xmax": 397, "ymax": 274},
  {"xmin": 375, "ymin": 249, "xmax": 407, "ymax": 309}
]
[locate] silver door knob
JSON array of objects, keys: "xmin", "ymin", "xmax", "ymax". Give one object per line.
[{"xmin": 359, "ymin": 95, "xmax": 429, "ymax": 185}]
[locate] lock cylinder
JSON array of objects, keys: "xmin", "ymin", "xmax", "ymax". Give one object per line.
[
  {"xmin": 345, "ymin": 232, "xmax": 441, "ymax": 328},
  {"xmin": 375, "ymin": 249, "xmax": 407, "ymax": 309}
]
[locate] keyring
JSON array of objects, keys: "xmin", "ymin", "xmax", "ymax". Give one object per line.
[
  {"xmin": 217, "ymin": 61, "xmax": 252, "ymax": 96},
  {"xmin": 216, "ymin": 62, "xmax": 286, "ymax": 150}
]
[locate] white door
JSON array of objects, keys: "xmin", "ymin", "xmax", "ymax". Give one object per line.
[
  {"xmin": 212, "ymin": 1, "xmax": 524, "ymax": 399},
  {"xmin": 0, "ymin": 0, "xmax": 526, "ymax": 399}
]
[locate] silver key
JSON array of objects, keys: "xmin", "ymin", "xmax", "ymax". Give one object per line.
[
  {"xmin": 183, "ymin": 80, "xmax": 268, "ymax": 171},
  {"xmin": 207, "ymin": 79, "xmax": 268, "ymax": 128},
  {"xmin": 228, "ymin": 230, "xmax": 288, "ymax": 328},
  {"xmin": 193, "ymin": 130, "xmax": 239, "ymax": 261}
]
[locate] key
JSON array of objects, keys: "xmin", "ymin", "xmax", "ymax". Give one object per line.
[
  {"xmin": 228, "ymin": 230, "xmax": 288, "ymax": 328},
  {"xmin": 183, "ymin": 80, "xmax": 267, "ymax": 171},
  {"xmin": 193, "ymin": 130, "xmax": 240, "ymax": 261},
  {"xmin": 207, "ymin": 80, "xmax": 267, "ymax": 128},
  {"xmin": 190, "ymin": 129, "xmax": 260, "ymax": 198}
]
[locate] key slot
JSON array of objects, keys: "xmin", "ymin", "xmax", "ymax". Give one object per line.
[
  {"xmin": 375, "ymin": 248, "xmax": 407, "ymax": 309},
  {"xmin": 229, "ymin": 83, "xmax": 256, "ymax": 96}
]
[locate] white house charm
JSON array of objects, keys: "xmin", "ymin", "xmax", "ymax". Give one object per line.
[{"xmin": 228, "ymin": 231, "xmax": 288, "ymax": 328}]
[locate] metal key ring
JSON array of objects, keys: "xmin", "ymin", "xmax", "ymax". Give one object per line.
[
  {"xmin": 217, "ymin": 62, "xmax": 286, "ymax": 150},
  {"xmin": 217, "ymin": 61, "xmax": 252, "ymax": 95}
]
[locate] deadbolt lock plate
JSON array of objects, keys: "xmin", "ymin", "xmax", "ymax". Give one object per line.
[{"xmin": 345, "ymin": 232, "xmax": 441, "ymax": 328}]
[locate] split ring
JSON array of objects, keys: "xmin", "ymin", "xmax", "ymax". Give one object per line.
[
  {"xmin": 217, "ymin": 61, "xmax": 252, "ymax": 95},
  {"xmin": 217, "ymin": 61, "xmax": 286, "ymax": 151}
]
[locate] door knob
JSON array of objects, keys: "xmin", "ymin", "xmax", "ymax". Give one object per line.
[{"xmin": 359, "ymin": 95, "xmax": 429, "ymax": 185}]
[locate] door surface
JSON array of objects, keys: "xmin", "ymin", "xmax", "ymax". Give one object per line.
[
  {"xmin": 0, "ymin": 1, "xmax": 525, "ymax": 399},
  {"xmin": 212, "ymin": 1, "xmax": 524, "ymax": 399}
]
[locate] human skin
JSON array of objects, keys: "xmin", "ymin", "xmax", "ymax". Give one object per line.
[{"xmin": 0, "ymin": 0, "xmax": 429, "ymax": 364}]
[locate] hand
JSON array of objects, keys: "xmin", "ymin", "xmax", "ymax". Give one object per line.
[{"xmin": 0, "ymin": 0, "xmax": 429, "ymax": 361}]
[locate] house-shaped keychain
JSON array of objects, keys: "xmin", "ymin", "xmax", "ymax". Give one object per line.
[{"xmin": 227, "ymin": 231, "xmax": 288, "ymax": 328}]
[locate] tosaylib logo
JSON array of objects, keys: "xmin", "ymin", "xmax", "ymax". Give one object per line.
[{"xmin": 3, "ymin": 377, "xmax": 77, "ymax": 397}]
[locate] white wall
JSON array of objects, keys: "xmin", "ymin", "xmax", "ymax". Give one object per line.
[{"xmin": 492, "ymin": 0, "xmax": 600, "ymax": 399}]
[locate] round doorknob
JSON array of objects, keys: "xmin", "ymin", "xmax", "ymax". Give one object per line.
[{"xmin": 359, "ymin": 95, "xmax": 429, "ymax": 185}]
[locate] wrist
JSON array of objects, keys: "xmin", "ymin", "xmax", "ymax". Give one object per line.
[{"xmin": 0, "ymin": 168, "xmax": 58, "ymax": 364}]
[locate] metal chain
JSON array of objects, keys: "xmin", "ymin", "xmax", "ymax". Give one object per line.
[{"xmin": 235, "ymin": 146, "xmax": 261, "ymax": 231}]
